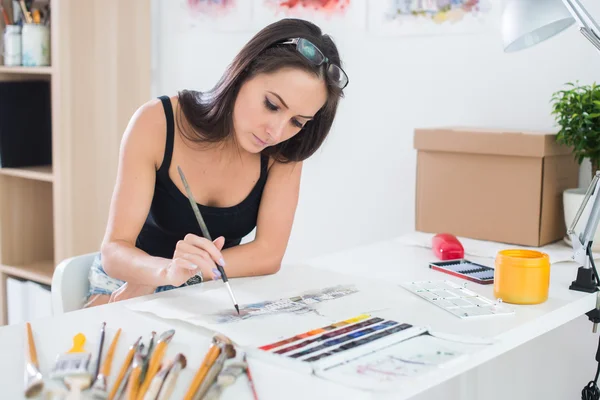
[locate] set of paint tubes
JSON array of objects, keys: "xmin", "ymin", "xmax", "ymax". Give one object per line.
[{"xmin": 248, "ymin": 313, "xmax": 428, "ymax": 375}]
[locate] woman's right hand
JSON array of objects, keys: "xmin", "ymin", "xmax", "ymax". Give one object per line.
[{"xmin": 163, "ymin": 234, "xmax": 226, "ymax": 287}]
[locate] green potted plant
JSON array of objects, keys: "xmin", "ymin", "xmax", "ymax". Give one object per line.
[{"xmin": 551, "ymin": 82, "xmax": 600, "ymax": 248}]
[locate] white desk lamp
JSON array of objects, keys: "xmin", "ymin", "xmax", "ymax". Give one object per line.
[
  {"xmin": 502, "ymin": 0, "xmax": 600, "ymax": 294},
  {"xmin": 502, "ymin": 0, "xmax": 600, "ymax": 53}
]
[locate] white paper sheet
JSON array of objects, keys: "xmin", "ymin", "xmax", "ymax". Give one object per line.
[
  {"xmin": 396, "ymin": 231, "xmax": 597, "ymax": 264},
  {"xmin": 126, "ymin": 265, "xmax": 401, "ymax": 347},
  {"xmin": 316, "ymin": 333, "xmax": 489, "ymax": 391}
]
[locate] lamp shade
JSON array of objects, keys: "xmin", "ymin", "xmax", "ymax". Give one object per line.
[{"xmin": 502, "ymin": 0, "xmax": 576, "ymax": 52}]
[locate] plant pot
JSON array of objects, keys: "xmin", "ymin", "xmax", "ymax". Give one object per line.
[{"xmin": 563, "ymin": 188, "xmax": 600, "ymax": 251}]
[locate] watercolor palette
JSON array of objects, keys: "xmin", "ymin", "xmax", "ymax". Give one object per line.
[
  {"xmin": 253, "ymin": 314, "xmax": 427, "ymax": 373},
  {"xmin": 401, "ymin": 280, "xmax": 514, "ymax": 318}
]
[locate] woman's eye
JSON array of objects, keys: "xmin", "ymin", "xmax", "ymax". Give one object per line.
[
  {"xmin": 291, "ymin": 118, "xmax": 303, "ymax": 129},
  {"xmin": 264, "ymin": 98, "xmax": 278, "ymax": 111}
]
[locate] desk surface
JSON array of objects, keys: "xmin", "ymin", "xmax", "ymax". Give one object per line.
[{"xmin": 0, "ymin": 234, "xmax": 596, "ymax": 400}]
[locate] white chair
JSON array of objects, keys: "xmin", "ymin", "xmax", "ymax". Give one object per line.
[{"xmin": 51, "ymin": 252, "xmax": 98, "ymax": 314}]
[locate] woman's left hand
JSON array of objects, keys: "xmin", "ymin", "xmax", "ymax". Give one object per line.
[{"xmin": 109, "ymin": 282, "xmax": 156, "ymax": 303}]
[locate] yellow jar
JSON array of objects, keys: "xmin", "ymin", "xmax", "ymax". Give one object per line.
[{"xmin": 494, "ymin": 249, "xmax": 550, "ymax": 305}]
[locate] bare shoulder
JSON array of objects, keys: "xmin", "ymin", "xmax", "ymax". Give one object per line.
[
  {"xmin": 122, "ymin": 97, "xmax": 171, "ymax": 170},
  {"xmin": 267, "ymin": 157, "xmax": 303, "ymax": 175}
]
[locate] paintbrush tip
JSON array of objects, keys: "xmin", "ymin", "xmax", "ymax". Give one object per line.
[{"xmin": 235, "ymin": 305, "xmax": 240, "ymax": 315}]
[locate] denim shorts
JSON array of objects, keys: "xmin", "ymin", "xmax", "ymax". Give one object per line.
[{"xmin": 86, "ymin": 253, "xmax": 182, "ymax": 299}]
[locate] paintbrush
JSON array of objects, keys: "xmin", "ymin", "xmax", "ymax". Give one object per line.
[
  {"xmin": 90, "ymin": 327, "xmax": 122, "ymax": 399},
  {"xmin": 50, "ymin": 332, "xmax": 92, "ymax": 380},
  {"xmin": 126, "ymin": 344, "xmax": 145, "ymax": 400},
  {"xmin": 92, "ymin": 322, "xmax": 107, "ymax": 383},
  {"xmin": 244, "ymin": 353, "xmax": 260, "ymax": 400},
  {"xmin": 142, "ymin": 359, "xmax": 173, "ymax": 400},
  {"xmin": 156, "ymin": 353, "xmax": 187, "ymax": 400},
  {"xmin": 139, "ymin": 331, "xmax": 156, "ymax": 384},
  {"xmin": 54, "ymin": 334, "xmax": 93, "ymax": 400},
  {"xmin": 24, "ymin": 322, "xmax": 43, "ymax": 398},
  {"xmin": 136, "ymin": 329, "xmax": 175, "ymax": 400},
  {"xmin": 108, "ymin": 336, "xmax": 141, "ymax": 400},
  {"xmin": 177, "ymin": 165, "xmax": 240, "ymax": 315},
  {"xmin": 114, "ymin": 342, "xmax": 144, "ymax": 400},
  {"xmin": 193, "ymin": 341, "xmax": 236, "ymax": 400},
  {"xmin": 183, "ymin": 334, "xmax": 233, "ymax": 400}
]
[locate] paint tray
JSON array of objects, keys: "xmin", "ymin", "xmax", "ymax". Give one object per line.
[
  {"xmin": 429, "ymin": 259, "xmax": 494, "ymax": 284},
  {"xmin": 246, "ymin": 314, "xmax": 427, "ymax": 375}
]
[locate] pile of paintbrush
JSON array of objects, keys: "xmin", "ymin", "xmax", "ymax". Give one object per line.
[
  {"xmin": 25, "ymin": 322, "xmax": 187, "ymax": 400},
  {"xmin": 25, "ymin": 323, "xmax": 257, "ymax": 399},
  {"xmin": 107, "ymin": 329, "xmax": 187, "ymax": 400}
]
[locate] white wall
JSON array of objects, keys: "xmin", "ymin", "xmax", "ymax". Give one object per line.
[
  {"xmin": 153, "ymin": 0, "xmax": 600, "ymax": 263},
  {"xmin": 153, "ymin": 1, "xmax": 600, "ymax": 399}
]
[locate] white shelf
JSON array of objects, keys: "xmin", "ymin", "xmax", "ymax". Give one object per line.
[
  {"xmin": 0, "ymin": 166, "xmax": 53, "ymax": 182},
  {"xmin": 0, "ymin": 66, "xmax": 53, "ymax": 75},
  {"xmin": 0, "ymin": 260, "xmax": 54, "ymax": 286}
]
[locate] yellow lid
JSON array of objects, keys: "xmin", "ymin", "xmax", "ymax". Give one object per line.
[{"xmin": 496, "ymin": 249, "xmax": 549, "ymax": 268}]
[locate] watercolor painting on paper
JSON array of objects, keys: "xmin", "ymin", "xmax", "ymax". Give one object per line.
[
  {"xmin": 182, "ymin": 0, "xmax": 254, "ymax": 32},
  {"xmin": 263, "ymin": 0, "xmax": 351, "ymax": 15},
  {"xmin": 252, "ymin": 0, "xmax": 366, "ymax": 31},
  {"xmin": 368, "ymin": 0, "xmax": 493, "ymax": 36},
  {"xmin": 318, "ymin": 333, "xmax": 487, "ymax": 390},
  {"xmin": 206, "ymin": 284, "xmax": 359, "ymax": 324}
]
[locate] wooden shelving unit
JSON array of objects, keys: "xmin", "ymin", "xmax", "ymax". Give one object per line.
[
  {"xmin": 0, "ymin": 0, "xmax": 151, "ymax": 325},
  {"xmin": 0, "ymin": 66, "xmax": 53, "ymax": 75},
  {"xmin": 0, "ymin": 166, "xmax": 53, "ymax": 182}
]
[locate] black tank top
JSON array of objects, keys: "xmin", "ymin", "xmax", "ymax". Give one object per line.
[{"xmin": 135, "ymin": 95, "xmax": 269, "ymax": 259}]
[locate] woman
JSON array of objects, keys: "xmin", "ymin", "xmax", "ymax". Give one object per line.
[{"xmin": 85, "ymin": 18, "xmax": 348, "ymax": 307}]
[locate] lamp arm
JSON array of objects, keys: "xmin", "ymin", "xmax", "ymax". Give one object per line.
[
  {"xmin": 569, "ymin": 172, "xmax": 600, "ymax": 266},
  {"xmin": 563, "ymin": 0, "xmax": 600, "ymax": 51}
]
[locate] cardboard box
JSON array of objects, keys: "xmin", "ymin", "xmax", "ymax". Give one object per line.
[{"xmin": 414, "ymin": 127, "xmax": 579, "ymax": 247}]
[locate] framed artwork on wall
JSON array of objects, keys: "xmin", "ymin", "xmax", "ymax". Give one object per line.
[{"xmin": 367, "ymin": 0, "xmax": 493, "ymax": 36}]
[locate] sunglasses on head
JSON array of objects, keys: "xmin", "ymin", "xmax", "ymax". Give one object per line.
[{"xmin": 281, "ymin": 38, "xmax": 349, "ymax": 90}]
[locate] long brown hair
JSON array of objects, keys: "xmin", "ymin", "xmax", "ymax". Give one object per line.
[{"xmin": 176, "ymin": 18, "xmax": 345, "ymax": 163}]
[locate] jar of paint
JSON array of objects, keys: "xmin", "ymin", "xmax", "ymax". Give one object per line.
[{"xmin": 494, "ymin": 249, "xmax": 550, "ymax": 305}]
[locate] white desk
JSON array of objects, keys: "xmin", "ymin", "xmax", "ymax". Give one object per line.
[{"xmin": 0, "ymin": 234, "xmax": 597, "ymax": 400}]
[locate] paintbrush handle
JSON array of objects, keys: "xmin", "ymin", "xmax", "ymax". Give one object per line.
[
  {"xmin": 183, "ymin": 344, "xmax": 221, "ymax": 400},
  {"xmin": 142, "ymin": 360, "xmax": 173, "ymax": 400},
  {"xmin": 156, "ymin": 359, "xmax": 184, "ymax": 400},
  {"xmin": 101, "ymin": 328, "xmax": 121, "ymax": 377},
  {"xmin": 194, "ymin": 350, "xmax": 227, "ymax": 400},
  {"xmin": 244, "ymin": 354, "xmax": 259, "ymax": 400},
  {"xmin": 108, "ymin": 337, "xmax": 140, "ymax": 400},
  {"xmin": 127, "ymin": 363, "xmax": 142, "ymax": 400},
  {"xmin": 25, "ymin": 323, "xmax": 38, "ymax": 367},
  {"xmin": 94, "ymin": 322, "xmax": 106, "ymax": 382},
  {"xmin": 136, "ymin": 341, "xmax": 167, "ymax": 400},
  {"xmin": 177, "ymin": 166, "xmax": 212, "ymax": 240}
]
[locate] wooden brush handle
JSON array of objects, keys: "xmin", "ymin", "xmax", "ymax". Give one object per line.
[
  {"xmin": 136, "ymin": 341, "xmax": 167, "ymax": 400},
  {"xmin": 101, "ymin": 328, "xmax": 121, "ymax": 377},
  {"xmin": 183, "ymin": 345, "xmax": 221, "ymax": 400},
  {"xmin": 108, "ymin": 345, "xmax": 136, "ymax": 400},
  {"xmin": 26, "ymin": 323, "xmax": 38, "ymax": 367},
  {"xmin": 127, "ymin": 364, "xmax": 142, "ymax": 400}
]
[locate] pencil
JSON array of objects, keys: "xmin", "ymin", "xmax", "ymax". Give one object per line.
[
  {"xmin": 244, "ymin": 353, "xmax": 259, "ymax": 400},
  {"xmin": 176, "ymin": 165, "xmax": 240, "ymax": 314}
]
